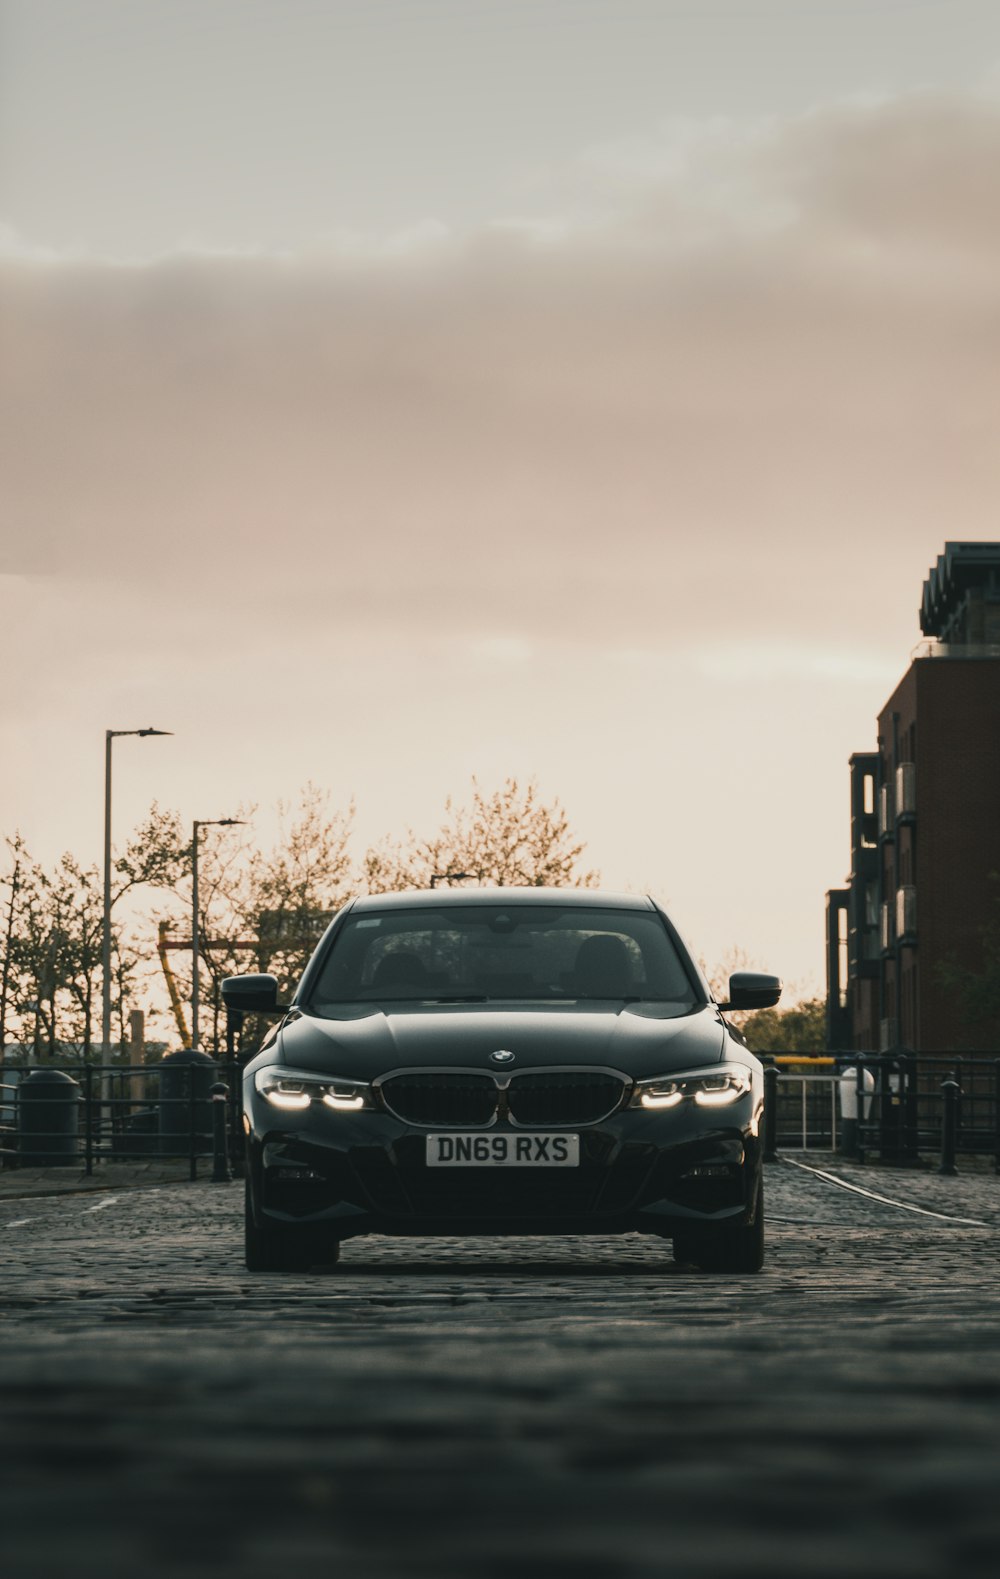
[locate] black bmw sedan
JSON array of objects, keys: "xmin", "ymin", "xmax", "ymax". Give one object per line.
[{"xmin": 224, "ymin": 888, "xmax": 780, "ymax": 1274}]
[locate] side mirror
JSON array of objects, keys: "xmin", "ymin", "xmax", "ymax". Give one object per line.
[
  {"xmin": 221, "ymin": 973, "xmax": 286, "ymax": 1015},
  {"xmin": 720, "ymin": 972, "xmax": 782, "ymax": 1011}
]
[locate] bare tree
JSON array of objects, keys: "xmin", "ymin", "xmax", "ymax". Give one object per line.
[
  {"xmin": 115, "ymin": 803, "xmax": 190, "ymax": 898},
  {"xmin": 159, "ymin": 786, "xmax": 356, "ymax": 1054},
  {"xmin": 2, "ymin": 779, "xmax": 595, "ymax": 1059},
  {"xmin": 2, "ymin": 849, "xmax": 132, "ymax": 1057},
  {"xmin": 363, "ymin": 777, "xmax": 598, "ymax": 893},
  {"xmin": 0, "ymin": 809, "xmax": 188, "ymax": 1060}
]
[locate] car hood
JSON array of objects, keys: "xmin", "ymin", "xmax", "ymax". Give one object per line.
[{"xmin": 271, "ymin": 1001, "xmax": 726, "ymax": 1079}]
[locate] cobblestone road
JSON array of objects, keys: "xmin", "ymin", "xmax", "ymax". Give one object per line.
[{"xmin": 3, "ymin": 1160, "xmax": 1000, "ymax": 1578}]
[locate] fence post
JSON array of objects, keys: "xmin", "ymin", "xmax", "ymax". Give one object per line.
[
  {"xmin": 225, "ymin": 1009, "xmax": 243, "ymax": 1061},
  {"xmin": 939, "ymin": 1077, "xmax": 960, "ymax": 1177},
  {"xmin": 901, "ymin": 1051, "xmax": 920, "ymax": 1164},
  {"xmin": 880, "ymin": 1053, "xmax": 903, "ymax": 1163},
  {"xmin": 84, "ymin": 1065, "xmax": 94, "ymax": 1177},
  {"xmin": 188, "ymin": 1070, "xmax": 197, "ymax": 1182},
  {"xmin": 762, "ymin": 1063, "xmax": 778, "ymax": 1163},
  {"xmin": 210, "ymin": 1082, "xmax": 231, "ymax": 1184}
]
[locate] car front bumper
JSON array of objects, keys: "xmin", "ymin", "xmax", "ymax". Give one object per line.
[{"xmin": 245, "ymin": 1096, "xmax": 763, "ymax": 1241}]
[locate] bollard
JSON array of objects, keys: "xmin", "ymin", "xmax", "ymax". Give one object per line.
[
  {"xmin": 856, "ymin": 1058, "xmax": 868, "ymax": 1163},
  {"xmin": 210, "ymin": 1082, "xmax": 232, "ymax": 1184},
  {"xmin": 939, "ymin": 1077, "xmax": 960, "ymax": 1176},
  {"xmin": 839, "ymin": 1061, "xmax": 875, "ymax": 1159},
  {"xmin": 994, "ymin": 1060, "xmax": 1000, "ymax": 1178},
  {"xmin": 878, "ymin": 1055, "xmax": 899, "ymax": 1162},
  {"xmin": 762, "ymin": 1063, "xmax": 778, "ymax": 1163},
  {"xmin": 158, "ymin": 1047, "xmax": 215, "ymax": 1161},
  {"xmin": 17, "ymin": 1069, "xmax": 81, "ymax": 1166}
]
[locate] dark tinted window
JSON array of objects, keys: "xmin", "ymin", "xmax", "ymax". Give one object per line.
[{"xmin": 308, "ymin": 905, "xmax": 695, "ymax": 1010}]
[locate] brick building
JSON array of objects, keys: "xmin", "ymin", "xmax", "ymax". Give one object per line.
[{"xmin": 826, "ymin": 543, "xmax": 1000, "ymax": 1052}]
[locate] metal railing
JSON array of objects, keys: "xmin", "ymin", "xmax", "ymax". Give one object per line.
[
  {"xmin": 771, "ymin": 1071, "xmax": 840, "ymax": 1151},
  {"xmin": 0, "ymin": 1060, "xmax": 241, "ymax": 1180},
  {"xmin": 760, "ymin": 1051, "xmax": 1000, "ymax": 1171},
  {"xmin": 4, "ymin": 1051, "xmax": 998, "ymax": 1177}
]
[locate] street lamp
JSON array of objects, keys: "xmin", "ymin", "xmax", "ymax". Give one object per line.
[
  {"xmin": 191, "ymin": 818, "xmax": 245, "ymax": 1052},
  {"xmin": 102, "ymin": 728, "xmax": 172, "ymax": 1060}
]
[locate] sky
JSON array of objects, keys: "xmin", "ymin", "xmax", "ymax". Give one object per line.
[{"xmin": 2, "ymin": 0, "xmax": 1000, "ymax": 999}]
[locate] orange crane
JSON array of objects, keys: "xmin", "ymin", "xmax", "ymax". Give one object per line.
[
  {"xmin": 156, "ymin": 921, "xmax": 327, "ymax": 1046},
  {"xmin": 156, "ymin": 922, "xmax": 261, "ymax": 1049}
]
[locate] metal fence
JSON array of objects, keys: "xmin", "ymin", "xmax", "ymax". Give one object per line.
[
  {"xmin": 760, "ymin": 1051, "xmax": 1000, "ymax": 1170},
  {"xmin": 0, "ymin": 1060, "xmax": 241, "ymax": 1179},
  {"xmin": 3, "ymin": 1051, "xmax": 998, "ymax": 1176},
  {"xmin": 764, "ymin": 1067, "xmax": 841, "ymax": 1151}
]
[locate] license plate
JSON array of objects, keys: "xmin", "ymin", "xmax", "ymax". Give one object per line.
[{"xmin": 426, "ymin": 1133, "xmax": 580, "ymax": 1167}]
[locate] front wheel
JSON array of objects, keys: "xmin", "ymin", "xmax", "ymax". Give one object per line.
[
  {"xmin": 673, "ymin": 1176, "xmax": 765, "ymax": 1274},
  {"xmin": 244, "ymin": 1180, "xmax": 339, "ymax": 1272}
]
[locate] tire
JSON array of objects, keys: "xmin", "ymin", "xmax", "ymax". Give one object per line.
[
  {"xmin": 244, "ymin": 1179, "xmax": 339, "ymax": 1272},
  {"xmin": 673, "ymin": 1175, "xmax": 765, "ymax": 1274},
  {"xmin": 671, "ymin": 1232, "xmax": 699, "ymax": 1265}
]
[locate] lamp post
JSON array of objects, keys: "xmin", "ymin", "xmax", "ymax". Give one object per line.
[
  {"xmin": 191, "ymin": 819, "xmax": 244, "ymax": 1052},
  {"xmin": 102, "ymin": 728, "xmax": 172, "ymax": 1060}
]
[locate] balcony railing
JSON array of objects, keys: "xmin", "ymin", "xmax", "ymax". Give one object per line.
[{"xmin": 912, "ymin": 640, "xmax": 1000, "ymax": 660}]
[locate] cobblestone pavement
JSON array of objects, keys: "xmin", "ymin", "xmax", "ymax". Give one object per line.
[
  {"xmin": 0, "ymin": 1159, "xmax": 197, "ymax": 1199},
  {"xmin": 3, "ymin": 1159, "xmax": 1000, "ymax": 1579}
]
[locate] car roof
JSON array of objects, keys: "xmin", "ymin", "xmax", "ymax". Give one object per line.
[{"xmin": 348, "ymin": 887, "xmax": 655, "ymax": 913}]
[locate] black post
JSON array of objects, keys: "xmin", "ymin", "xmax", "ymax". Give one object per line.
[
  {"xmin": 84, "ymin": 1065, "xmax": 94, "ymax": 1177},
  {"xmin": 225, "ymin": 1008, "xmax": 243, "ymax": 1061},
  {"xmin": 762, "ymin": 1063, "xmax": 778, "ymax": 1163},
  {"xmin": 994, "ymin": 1060, "xmax": 1000, "ymax": 1177},
  {"xmin": 188, "ymin": 1070, "xmax": 197, "ymax": 1182},
  {"xmin": 856, "ymin": 1058, "xmax": 867, "ymax": 1164},
  {"xmin": 894, "ymin": 1055, "xmax": 907, "ymax": 1161},
  {"xmin": 878, "ymin": 1054, "xmax": 896, "ymax": 1163},
  {"xmin": 901, "ymin": 1051, "xmax": 920, "ymax": 1164},
  {"xmin": 939, "ymin": 1077, "xmax": 960, "ymax": 1177},
  {"xmin": 210, "ymin": 1082, "xmax": 231, "ymax": 1184}
]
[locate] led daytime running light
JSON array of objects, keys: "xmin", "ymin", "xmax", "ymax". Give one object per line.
[
  {"xmin": 265, "ymin": 1089, "xmax": 311, "ymax": 1110},
  {"xmin": 633, "ymin": 1066, "xmax": 751, "ymax": 1110},
  {"xmin": 694, "ymin": 1086, "xmax": 744, "ymax": 1107},
  {"xmin": 640, "ymin": 1089, "xmax": 683, "ymax": 1109},
  {"xmin": 322, "ymin": 1092, "xmax": 365, "ymax": 1111},
  {"xmin": 255, "ymin": 1066, "xmax": 368, "ymax": 1112}
]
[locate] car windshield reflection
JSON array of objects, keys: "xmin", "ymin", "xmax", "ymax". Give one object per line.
[{"xmin": 305, "ymin": 904, "xmax": 698, "ymax": 1016}]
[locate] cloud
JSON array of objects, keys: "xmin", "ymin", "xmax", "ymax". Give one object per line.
[{"xmin": 2, "ymin": 91, "xmax": 999, "ymax": 667}]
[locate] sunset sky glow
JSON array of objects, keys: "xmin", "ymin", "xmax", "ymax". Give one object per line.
[{"xmin": 3, "ymin": 0, "xmax": 1000, "ymax": 996}]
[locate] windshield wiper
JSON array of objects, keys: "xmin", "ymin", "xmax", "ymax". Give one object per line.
[
  {"xmin": 351, "ymin": 991, "xmax": 490, "ymax": 1004},
  {"xmin": 574, "ymin": 994, "xmax": 647, "ymax": 1003},
  {"xmin": 417, "ymin": 993, "xmax": 489, "ymax": 1003}
]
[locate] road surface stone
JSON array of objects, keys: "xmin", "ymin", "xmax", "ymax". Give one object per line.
[{"xmin": 3, "ymin": 1158, "xmax": 1000, "ymax": 1577}]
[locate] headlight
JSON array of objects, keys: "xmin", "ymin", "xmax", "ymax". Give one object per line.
[
  {"xmin": 631, "ymin": 1065, "xmax": 752, "ymax": 1110},
  {"xmin": 254, "ymin": 1066, "xmax": 369, "ymax": 1112}
]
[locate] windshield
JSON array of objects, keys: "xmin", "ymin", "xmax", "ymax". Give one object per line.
[{"xmin": 306, "ymin": 904, "xmax": 697, "ymax": 1012}]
